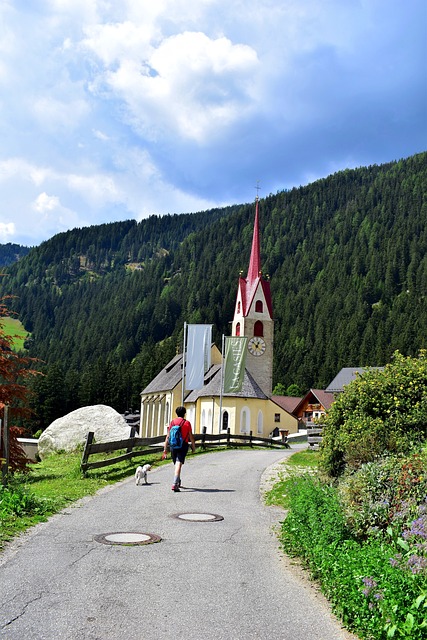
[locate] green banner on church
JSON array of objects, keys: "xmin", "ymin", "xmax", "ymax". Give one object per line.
[{"xmin": 223, "ymin": 336, "xmax": 247, "ymax": 393}]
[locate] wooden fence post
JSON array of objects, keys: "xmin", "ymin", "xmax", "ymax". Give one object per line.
[
  {"xmin": 201, "ymin": 426, "xmax": 207, "ymax": 450},
  {"xmin": 81, "ymin": 431, "xmax": 94, "ymax": 475},
  {"xmin": 1, "ymin": 407, "xmax": 9, "ymax": 486},
  {"xmin": 226, "ymin": 428, "xmax": 230, "ymax": 447},
  {"xmin": 249, "ymin": 430, "xmax": 253, "ymax": 448},
  {"xmin": 126, "ymin": 427, "xmax": 136, "ymax": 453}
]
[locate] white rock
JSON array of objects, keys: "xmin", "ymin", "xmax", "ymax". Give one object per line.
[{"xmin": 38, "ymin": 405, "xmax": 132, "ymax": 459}]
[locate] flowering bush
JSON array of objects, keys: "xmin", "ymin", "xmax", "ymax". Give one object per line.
[
  {"xmin": 320, "ymin": 351, "xmax": 427, "ymax": 477},
  {"xmin": 280, "ymin": 473, "xmax": 427, "ymax": 639},
  {"xmin": 339, "ymin": 450, "xmax": 427, "ymax": 538}
]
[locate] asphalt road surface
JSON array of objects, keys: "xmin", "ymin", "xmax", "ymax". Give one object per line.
[{"xmin": 0, "ymin": 446, "xmax": 356, "ymax": 639}]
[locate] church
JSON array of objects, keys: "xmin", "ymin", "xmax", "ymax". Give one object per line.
[{"xmin": 139, "ymin": 197, "xmax": 298, "ymax": 438}]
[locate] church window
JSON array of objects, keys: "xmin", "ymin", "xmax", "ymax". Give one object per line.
[
  {"xmin": 255, "ymin": 300, "xmax": 263, "ymax": 313},
  {"xmin": 222, "ymin": 410, "xmax": 229, "ymax": 431},
  {"xmin": 257, "ymin": 410, "xmax": 263, "ymax": 435},
  {"xmin": 240, "ymin": 407, "xmax": 250, "ymax": 433},
  {"xmin": 237, "ymin": 301, "xmax": 241, "ymax": 314},
  {"xmin": 201, "ymin": 409, "xmax": 206, "ymax": 430},
  {"xmin": 274, "ymin": 413, "xmax": 280, "ymax": 423},
  {"xmin": 254, "ymin": 320, "xmax": 264, "ymax": 337},
  {"xmin": 236, "ymin": 322, "xmax": 241, "ymax": 336}
]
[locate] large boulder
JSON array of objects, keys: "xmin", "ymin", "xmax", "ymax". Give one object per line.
[{"xmin": 38, "ymin": 405, "xmax": 132, "ymax": 459}]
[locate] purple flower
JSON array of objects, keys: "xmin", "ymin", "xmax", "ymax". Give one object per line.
[
  {"xmin": 406, "ymin": 554, "xmax": 427, "ymax": 574},
  {"xmin": 409, "ymin": 516, "xmax": 427, "ymax": 539}
]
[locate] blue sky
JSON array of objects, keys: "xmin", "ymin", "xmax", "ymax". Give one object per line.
[{"xmin": 1, "ymin": 0, "xmax": 426, "ymax": 246}]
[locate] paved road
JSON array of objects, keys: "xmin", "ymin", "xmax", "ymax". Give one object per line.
[{"xmin": 0, "ymin": 446, "xmax": 355, "ymax": 639}]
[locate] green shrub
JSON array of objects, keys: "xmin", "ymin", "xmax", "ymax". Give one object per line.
[
  {"xmin": 320, "ymin": 351, "xmax": 427, "ymax": 477},
  {"xmin": 280, "ymin": 474, "xmax": 427, "ymax": 639},
  {"xmin": 339, "ymin": 450, "xmax": 427, "ymax": 539},
  {"xmin": 0, "ymin": 481, "xmax": 54, "ymax": 520}
]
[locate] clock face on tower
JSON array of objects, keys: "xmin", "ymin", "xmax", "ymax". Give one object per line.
[{"xmin": 248, "ymin": 336, "xmax": 266, "ymax": 356}]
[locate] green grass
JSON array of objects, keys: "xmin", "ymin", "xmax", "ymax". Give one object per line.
[
  {"xmin": 1, "ymin": 316, "xmax": 29, "ymax": 351},
  {"xmin": 264, "ymin": 448, "xmax": 319, "ymax": 507},
  {"xmin": 284, "ymin": 449, "xmax": 319, "ymax": 468}
]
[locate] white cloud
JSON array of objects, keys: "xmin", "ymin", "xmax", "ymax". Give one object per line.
[
  {"xmin": 33, "ymin": 192, "xmax": 60, "ymax": 214},
  {"xmin": 32, "ymin": 97, "xmax": 90, "ymax": 132},
  {"xmin": 0, "ymin": 223, "xmax": 15, "ymax": 242},
  {"xmin": 87, "ymin": 29, "xmax": 259, "ymax": 142},
  {"xmin": 0, "ymin": 0, "xmax": 424, "ymax": 245}
]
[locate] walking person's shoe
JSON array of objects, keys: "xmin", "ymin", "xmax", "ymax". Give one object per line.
[{"xmin": 171, "ymin": 483, "xmax": 180, "ymax": 492}]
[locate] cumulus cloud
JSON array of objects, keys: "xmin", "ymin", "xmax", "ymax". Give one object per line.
[
  {"xmin": 34, "ymin": 192, "xmax": 60, "ymax": 213},
  {"xmin": 0, "ymin": 223, "xmax": 15, "ymax": 242},
  {"xmin": 0, "ymin": 0, "xmax": 424, "ymax": 245},
  {"xmin": 83, "ymin": 27, "xmax": 259, "ymax": 142}
]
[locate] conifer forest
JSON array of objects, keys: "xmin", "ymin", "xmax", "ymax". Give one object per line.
[{"xmin": 1, "ymin": 152, "xmax": 426, "ymax": 431}]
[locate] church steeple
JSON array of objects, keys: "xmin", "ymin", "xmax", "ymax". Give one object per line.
[
  {"xmin": 231, "ymin": 194, "xmax": 274, "ymax": 396},
  {"xmin": 247, "ymin": 196, "xmax": 261, "ymax": 283}
]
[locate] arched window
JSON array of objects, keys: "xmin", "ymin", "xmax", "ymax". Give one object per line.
[
  {"xmin": 240, "ymin": 407, "xmax": 250, "ymax": 434},
  {"xmin": 208, "ymin": 409, "xmax": 212, "ymax": 434},
  {"xmin": 257, "ymin": 410, "xmax": 263, "ymax": 435},
  {"xmin": 222, "ymin": 410, "xmax": 229, "ymax": 431},
  {"xmin": 237, "ymin": 301, "xmax": 241, "ymax": 314},
  {"xmin": 201, "ymin": 409, "xmax": 206, "ymax": 431},
  {"xmin": 254, "ymin": 320, "xmax": 264, "ymax": 337},
  {"xmin": 235, "ymin": 322, "xmax": 241, "ymax": 336},
  {"xmin": 255, "ymin": 300, "xmax": 263, "ymax": 313}
]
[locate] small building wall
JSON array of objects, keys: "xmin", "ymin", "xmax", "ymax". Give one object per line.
[{"xmin": 17, "ymin": 438, "xmax": 39, "ymax": 462}]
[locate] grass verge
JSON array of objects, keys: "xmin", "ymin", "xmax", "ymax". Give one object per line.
[{"xmin": 264, "ymin": 448, "xmax": 319, "ymax": 507}]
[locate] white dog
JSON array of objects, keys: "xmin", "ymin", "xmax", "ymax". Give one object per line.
[{"xmin": 135, "ymin": 464, "xmax": 152, "ymax": 485}]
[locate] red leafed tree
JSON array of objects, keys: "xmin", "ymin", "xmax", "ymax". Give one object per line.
[{"xmin": 0, "ymin": 295, "xmax": 41, "ymax": 473}]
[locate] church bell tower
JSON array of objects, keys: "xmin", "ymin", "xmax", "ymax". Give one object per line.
[{"xmin": 231, "ymin": 196, "xmax": 273, "ymax": 396}]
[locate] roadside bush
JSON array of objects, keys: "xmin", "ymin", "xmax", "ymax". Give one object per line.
[
  {"xmin": 339, "ymin": 449, "xmax": 427, "ymax": 539},
  {"xmin": 280, "ymin": 474, "xmax": 427, "ymax": 639},
  {"xmin": 320, "ymin": 351, "xmax": 427, "ymax": 477},
  {"xmin": 0, "ymin": 480, "xmax": 54, "ymax": 521}
]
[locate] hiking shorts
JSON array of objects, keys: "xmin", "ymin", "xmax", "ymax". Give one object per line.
[{"xmin": 171, "ymin": 442, "xmax": 189, "ymax": 464}]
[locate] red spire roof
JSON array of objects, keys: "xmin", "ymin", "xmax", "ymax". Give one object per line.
[
  {"xmin": 237, "ymin": 196, "xmax": 273, "ymax": 319},
  {"xmin": 247, "ymin": 196, "xmax": 261, "ymax": 283}
]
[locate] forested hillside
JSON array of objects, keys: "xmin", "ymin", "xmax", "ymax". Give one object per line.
[
  {"xmin": 1, "ymin": 152, "xmax": 426, "ymax": 431},
  {"xmin": 0, "ymin": 243, "xmax": 30, "ymax": 266}
]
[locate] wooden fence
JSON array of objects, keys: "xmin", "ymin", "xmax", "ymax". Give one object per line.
[
  {"xmin": 80, "ymin": 427, "xmax": 290, "ymax": 474},
  {"xmin": 307, "ymin": 425, "xmax": 323, "ymax": 448}
]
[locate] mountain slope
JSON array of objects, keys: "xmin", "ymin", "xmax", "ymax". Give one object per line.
[{"xmin": 1, "ymin": 152, "xmax": 426, "ymax": 429}]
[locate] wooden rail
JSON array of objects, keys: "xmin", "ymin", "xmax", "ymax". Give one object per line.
[
  {"xmin": 307, "ymin": 426, "xmax": 323, "ymax": 448},
  {"xmin": 80, "ymin": 427, "xmax": 290, "ymax": 474}
]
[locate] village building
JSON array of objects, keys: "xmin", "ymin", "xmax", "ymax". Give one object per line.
[
  {"xmin": 139, "ymin": 197, "xmax": 298, "ymax": 438},
  {"xmin": 292, "ymin": 389, "xmax": 335, "ymax": 427}
]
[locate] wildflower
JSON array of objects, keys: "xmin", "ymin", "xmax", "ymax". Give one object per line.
[
  {"xmin": 407, "ymin": 554, "xmax": 427, "ymax": 574},
  {"xmin": 408, "ymin": 516, "xmax": 427, "ymax": 539}
]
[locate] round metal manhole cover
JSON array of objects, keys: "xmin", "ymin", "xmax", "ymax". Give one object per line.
[
  {"xmin": 94, "ymin": 532, "xmax": 162, "ymax": 546},
  {"xmin": 171, "ymin": 512, "xmax": 224, "ymax": 522}
]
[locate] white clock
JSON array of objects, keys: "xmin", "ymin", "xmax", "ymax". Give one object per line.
[{"xmin": 248, "ymin": 336, "xmax": 266, "ymax": 356}]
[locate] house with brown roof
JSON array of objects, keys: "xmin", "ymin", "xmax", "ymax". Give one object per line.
[{"xmin": 292, "ymin": 389, "xmax": 335, "ymax": 427}]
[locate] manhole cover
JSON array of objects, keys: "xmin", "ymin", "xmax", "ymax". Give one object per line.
[
  {"xmin": 94, "ymin": 532, "xmax": 162, "ymax": 546},
  {"xmin": 171, "ymin": 512, "xmax": 224, "ymax": 522}
]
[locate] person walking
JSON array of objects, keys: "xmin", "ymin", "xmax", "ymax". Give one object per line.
[{"xmin": 163, "ymin": 406, "xmax": 196, "ymax": 492}]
